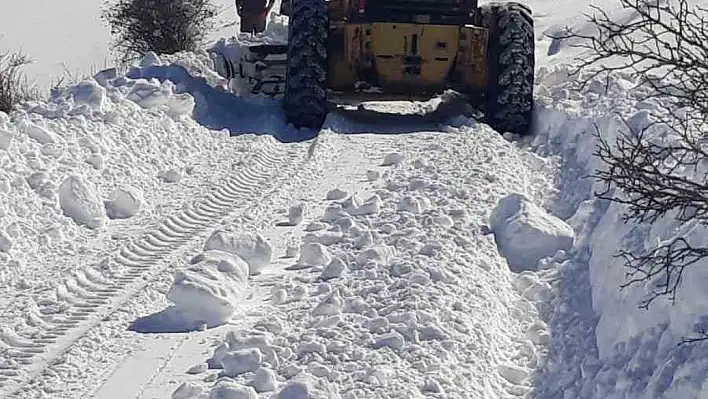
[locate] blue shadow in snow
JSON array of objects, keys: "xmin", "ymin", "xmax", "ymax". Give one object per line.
[
  {"xmin": 127, "ymin": 65, "xmax": 317, "ymax": 143},
  {"xmin": 127, "ymin": 64, "xmax": 477, "ymax": 140},
  {"xmin": 323, "ymin": 95, "xmax": 477, "ymax": 135},
  {"xmin": 128, "ymin": 305, "xmax": 221, "ymax": 334}
]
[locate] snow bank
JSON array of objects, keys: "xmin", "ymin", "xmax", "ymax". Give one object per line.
[
  {"xmin": 530, "ymin": 65, "xmax": 708, "ymax": 399},
  {"xmin": 0, "ymin": 54, "xmax": 269, "ymax": 332}
]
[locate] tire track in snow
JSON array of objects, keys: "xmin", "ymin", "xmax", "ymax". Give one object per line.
[
  {"xmin": 10, "ymin": 132, "xmax": 334, "ymax": 399},
  {"xmin": 0, "ymin": 138, "xmax": 296, "ymax": 397}
]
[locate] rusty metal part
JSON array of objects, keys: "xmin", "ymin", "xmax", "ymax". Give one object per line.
[{"xmin": 454, "ymin": 24, "xmax": 488, "ymax": 89}]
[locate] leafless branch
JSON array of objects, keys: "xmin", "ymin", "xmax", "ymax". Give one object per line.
[
  {"xmin": 558, "ymin": 0, "xmax": 708, "ymax": 343},
  {"xmin": 102, "ymin": 0, "xmax": 217, "ymax": 63},
  {"xmin": 0, "ymin": 50, "xmax": 39, "ymax": 113}
]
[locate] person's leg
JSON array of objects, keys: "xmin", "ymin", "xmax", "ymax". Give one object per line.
[
  {"xmin": 240, "ymin": 14, "xmax": 255, "ymax": 33},
  {"xmin": 254, "ymin": 12, "xmax": 267, "ymax": 34}
]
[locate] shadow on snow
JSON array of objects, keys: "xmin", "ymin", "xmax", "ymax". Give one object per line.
[{"xmin": 127, "ymin": 64, "xmax": 477, "ymax": 141}]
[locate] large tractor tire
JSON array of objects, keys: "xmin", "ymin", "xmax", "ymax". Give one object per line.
[
  {"xmin": 480, "ymin": 2, "xmax": 534, "ymax": 135},
  {"xmin": 282, "ymin": 0, "xmax": 328, "ymax": 129}
]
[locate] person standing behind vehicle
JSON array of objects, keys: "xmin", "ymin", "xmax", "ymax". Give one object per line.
[{"xmin": 235, "ymin": 0, "xmax": 275, "ymax": 34}]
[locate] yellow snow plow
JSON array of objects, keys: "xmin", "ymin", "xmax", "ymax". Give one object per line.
[{"xmin": 215, "ymin": 0, "xmax": 535, "ymax": 135}]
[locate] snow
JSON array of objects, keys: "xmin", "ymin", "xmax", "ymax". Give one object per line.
[
  {"xmin": 166, "ymin": 250, "xmax": 250, "ymax": 330},
  {"xmin": 159, "ymin": 124, "xmax": 552, "ymax": 398},
  {"xmin": 325, "ymin": 188, "xmax": 348, "ymax": 201},
  {"xmin": 287, "ymin": 203, "xmax": 306, "ymax": 226},
  {"xmin": 172, "ymin": 382, "xmax": 203, "ymax": 399},
  {"xmin": 58, "ymin": 175, "xmax": 106, "ymax": 229},
  {"xmin": 381, "ymin": 152, "xmax": 404, "ymax": 166},
  {"xmin": 204, "ymin": 231, "xmax": 273, "ymax": 275},
  {"xmin": 522, "ymin": 62, "xmax": 708, "ymax": 399},
  {"xmin": 104, "ymin": 186, "xmax": 143, "ymax": 219},
  {"xmin": 221, "ymin": 348, "xmax": 264, "ymax": 377},
  {"xmin": 294, "ymin": 243, "xmax": 331, "ymax": 269},
  {"xmin": 491, "ymin": 193, "xmax": 575, "ymax": 272},
  {"xmin": 208, "ymin": 382, "xmax": 258, "ymax": 399},
  {"xmin": 250, "ymin": 367, "xmax": 277, "ymax": 392},
  {"xmin": 2, "ymin": 0, "xmax": 708, "ymax": 398}
]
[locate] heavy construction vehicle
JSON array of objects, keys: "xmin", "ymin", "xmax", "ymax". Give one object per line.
[{"xmin": 217, "ymin": 0, "xmax": 535, "ymax": 135}]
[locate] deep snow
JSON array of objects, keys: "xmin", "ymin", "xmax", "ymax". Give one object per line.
[
  {"xmin": 0, "ymin": 0, "xmax": 707, "ymax": 398},
  {"xmin": 528, "ymin": 65, "xmax": 708, "ymax": 399}
]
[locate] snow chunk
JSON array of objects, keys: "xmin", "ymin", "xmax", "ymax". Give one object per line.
[
  {"xmin": 356, "ymin": 195, "xmax": 381, "ymax": 216},
  {"xmin": 382, "ymin": 152, "xmax": 404, "ymax": 166},
  {"xmin": 104, "ymin": 186, "xmax": 143, "ymax": 219},
  {"xmin": 490, "ymin": 194, "xmax": 575, "ymax": 272},
  {"xmin": 159, "ymin": 169, "xmax": 183, "ymax": 183},
  {"xmin": 304, "ymin": 231, "xmax": 342, "ymax": 246},
  {"xmin": 366, "ymin": 169, "xmax": 380, "ymax": 181},
  {"xmin": 296, "ymin": 243, "xmax": 331, "ymax": 268},
  {"xmin": 24, "ymin": 123, "xmax": 57, "ymax": 145},
  {"xmin": 250, "ymin": 367, "xmax": 277, "ymax": 392},
  {"xmin": 285, "ymin": 242, "xmax": 299, "ymax": 258},
  {"xmin": 127, "ymin": 79, "xmax": 170, "ymax": 108},
  {"xmin": 58, "ymin": 176, "xmax": 105, "ymax": 229},
  {"xmin": 274, "ymin": 373, "xmax": 340, "ymax": 399},
  {"xmin": 326, "ymin": 188, "xmax": 348, "ymax": 200},
  {"xmin": 172, "ymin": 382, "xmax": 203, "ymax": 399},
  {"xmin": 321, "ymin": 258, "xmax": 347, "ymax": 280},
  {"xmin": 626, "ymin": 109, "xmax": 653, "ymax": 133},
  {"xmin": 312, "ymin": 290, "xmax": 342, "ymax": 316},
  {"xmin": 372, "ymin": 331, "xmax": 405, "ymax": 350},
  {"xmin": 288, "ymin": 203, "xmax": 307, "ymax": 226},
  {"xmin": 166, "ymin": 93, "xmax": 195, "ymax": 118},
  {"xmin": 497, "ymin": 363, "xmax": 530, "ymax": 384},
  {"xmin": 397, "ymin": 195, "xmax": 431, "ymax": 214},
  {"xmin": 26, "ymin": 172, "xmax": 48, "ymax": 191},
  {"xmin": 0, "ymin": 129, "xmax": 14, "ymax": 151},
  {"xmin": 356, "ymin": 245, "xmax": 395, "ymax": 266},
  {"xmin": 166, "ymin": 250, "xmax": 249, "ymax": 329},
  {"xmin": 321, "ymin": 203, "xmax": 348, "ymax": 222},
  {"xmin": 221, "ymin": 348, "xmax": 263, "ymax": 377},
  {"xmin": 186, "ymin": 363, "xmax": 207, "ymax": 374},
  {"xmin": 139, "ymin": 51, "xmax": 162, "ymax": 67},
  {"xmin": 304, "ymin": 221, "xmax": 327, "ymax": 232},
  {"xmin": 204, "ymin": 231, "xmax": 272, "ymax": 275},
  {"xmin": 69, "ymin": 80, "xmax": 107, "ymax": 110},
  {"xmin": 0, "ymin": 230, "xmax": 12, "ymax": 253},
  {"xmin": 340, "ymin": 195, "xmax": 361, "ymax": 215},
  {"xmin": 422, "ymin": 379, "xmax": 444, "ymax": 394},
  {"xmin": 208, "ymin": 382, "xmax": 257, "ymax": 399}
]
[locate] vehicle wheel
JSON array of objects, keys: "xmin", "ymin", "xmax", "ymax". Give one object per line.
[
  {"xmin": 282, "ymin": 0, "xmax": 328, "ymax": 129},
  {"xmin": 480, "ymin": 2, "xmax": 534, "ymax": 135}
]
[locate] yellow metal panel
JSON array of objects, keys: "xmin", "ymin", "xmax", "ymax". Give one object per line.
[
  {"xmin": 417, "ymin": 25, "xmax": 458, "ymax": 85},
  {"xmin": 368, "ymin": 23, "xmax": 459, "ymax": 89}
]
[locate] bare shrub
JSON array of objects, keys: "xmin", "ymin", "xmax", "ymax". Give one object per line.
[
  {"xmin": 0, "ymin": 51, "xmax": 38, "ymax": 113},
  {"xmin": 102, "ymin": 0, "xmax": 217, "ymax": 62}
]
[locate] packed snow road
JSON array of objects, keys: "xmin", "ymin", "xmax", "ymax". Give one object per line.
[
  {"xmin": 1, "ymin": 76, "xmax": 557, "ymax": 398},
  {"xmin": 0, "ymin": 16, "xmax": 561, "ymax": 396}
]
